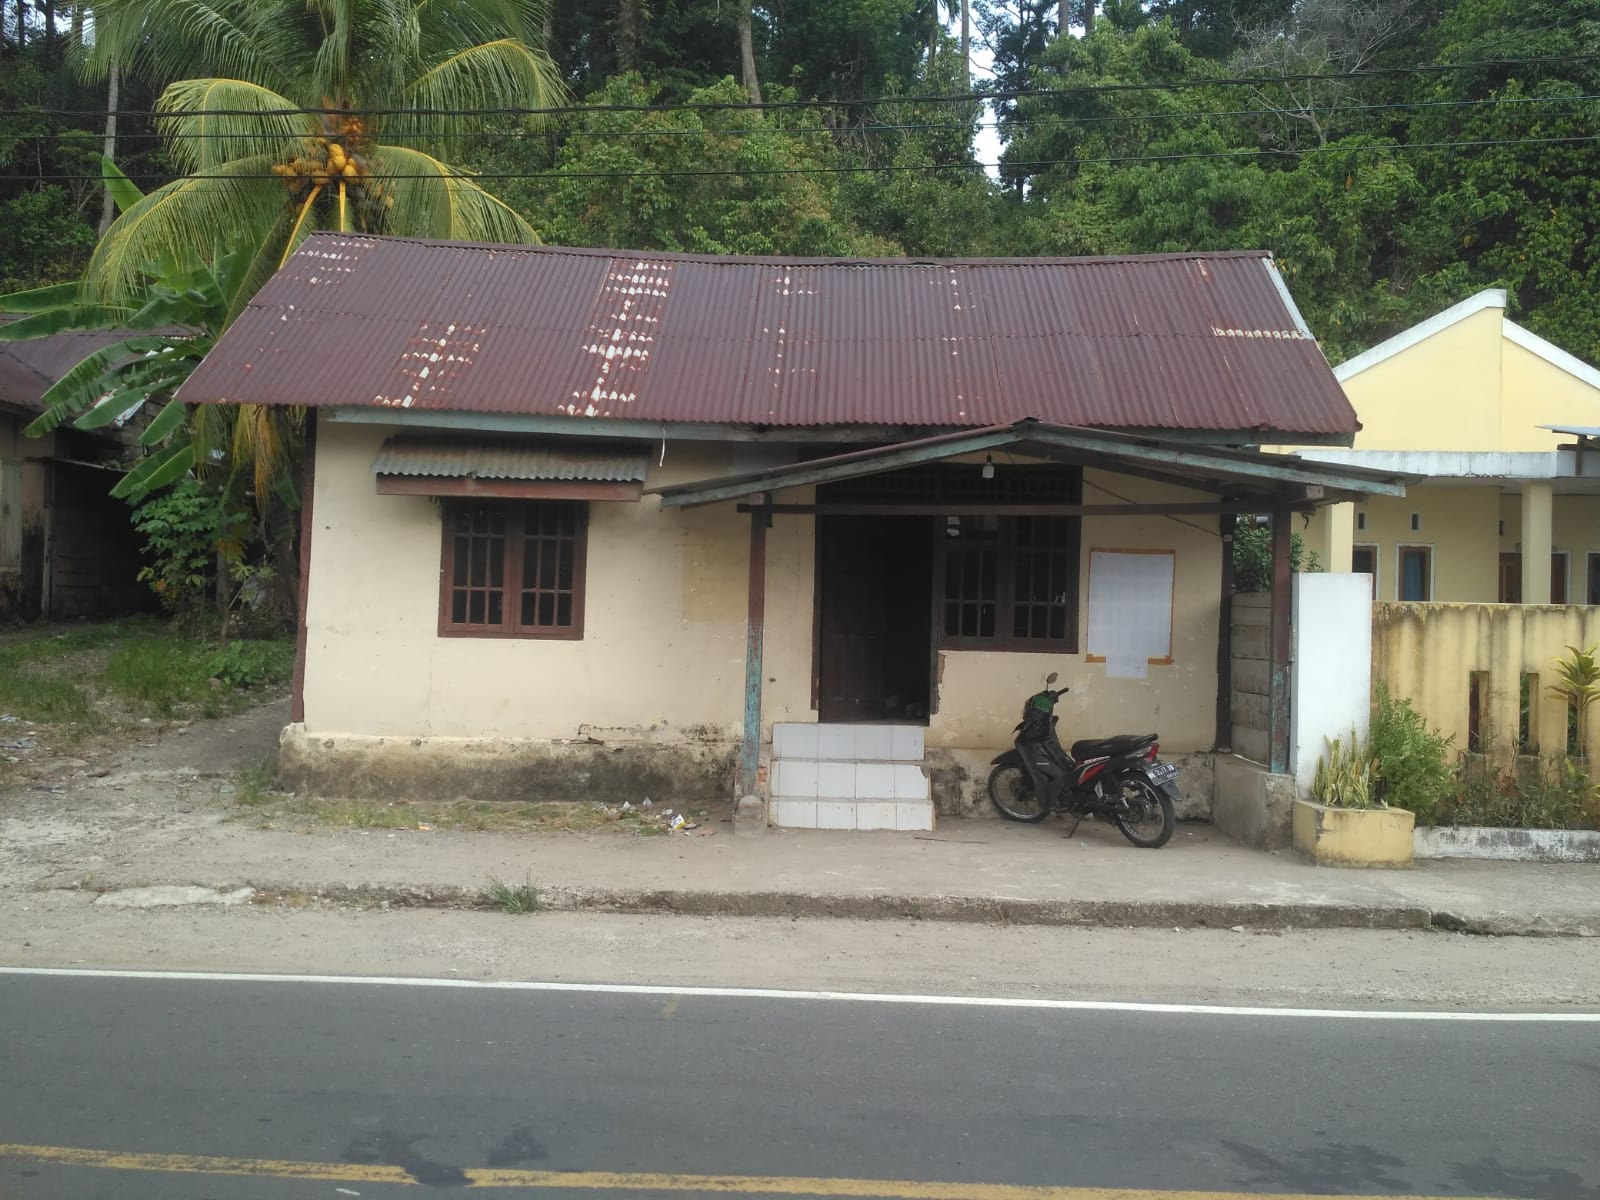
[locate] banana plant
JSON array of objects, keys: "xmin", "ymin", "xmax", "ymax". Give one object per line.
[{"xmin": 0, "ymin": 160, "xmax": 291, "ymax": 504}]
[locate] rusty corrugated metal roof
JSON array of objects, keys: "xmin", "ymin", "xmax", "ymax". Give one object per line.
[
  {"xmin": 178, "ymin": 233, "xmax": 1357, "ymax": 438},
  {"xmin": 0, "ymin": 320, "xmax": 161, "ymax": 415},
  {"xmin": 372, "ymin": 438, "xmax": 647, "ymax": 481}
]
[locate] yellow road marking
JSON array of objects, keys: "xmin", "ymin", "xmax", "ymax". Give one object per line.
[{"xmin": 0, "ymin": 1143, "xmax": 1504, "ymax": 1200}]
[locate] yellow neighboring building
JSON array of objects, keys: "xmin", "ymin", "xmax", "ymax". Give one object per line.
[{"xmin": 1295, "ymin": 289, "xmax": 1600, "ymax": 604}]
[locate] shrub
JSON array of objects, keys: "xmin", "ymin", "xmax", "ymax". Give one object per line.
[
  {"xmin": 1442, "ymin": 754, "xmax": 1600, "ymax": 830},
  {"xmin": 1368, "ymin": 682, "xmax": 1455, "ymax": 822},
  {"xmin": 206, "ymin": 640, "xmax": 294, "ymax": 689},
  {"xmin": 1231, "ymin": 522, "xmax": 1320, "ymax": 592}
]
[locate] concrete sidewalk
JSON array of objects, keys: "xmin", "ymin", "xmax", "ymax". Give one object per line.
[{"xmin": 79, "ymin": 807, "xmax": 1600, "ymax": 936}]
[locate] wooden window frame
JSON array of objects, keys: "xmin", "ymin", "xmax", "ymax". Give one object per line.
[
  {"xmin": 936, "ymin": 513, "xmax": 1081, "ymax": 654},
  {"xmin": 1397, "ymin": 543, "xmax": 1433, "ymax": 602},
  {"xmin": 438, "ymin": 499, "xmax": 589, "ymax": 640}
]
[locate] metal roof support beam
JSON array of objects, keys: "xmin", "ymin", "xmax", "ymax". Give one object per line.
[
  {"xmin": 1023, "ymin": 427, "xmax": 1409, "ymax": 497},
  {"xmin": 735, "ymin": 500, "xmax": 1275, "ymax": 518},
  {"xmin": 656, "ymin": 429, "xmax": 1023, "ymax": 508}
]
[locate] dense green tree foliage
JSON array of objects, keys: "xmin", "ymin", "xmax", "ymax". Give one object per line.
[{"xmin": 2, "ymin": 0, "xmax": 1596, "ymax": 363}]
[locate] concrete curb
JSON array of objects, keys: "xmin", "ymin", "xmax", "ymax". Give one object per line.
[{"xmin": 222, "ymin": 882, "xmax": 1600, "ymax": 937}]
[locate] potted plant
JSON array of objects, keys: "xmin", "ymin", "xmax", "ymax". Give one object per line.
[{"xmin": 1293, "ymin": 730, "xmax": 1415, "ymax": 867}]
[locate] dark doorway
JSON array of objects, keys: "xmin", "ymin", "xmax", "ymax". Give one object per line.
[{"xmin": 815, "ymin": 515, "xmax": 933, "ymax": 723}]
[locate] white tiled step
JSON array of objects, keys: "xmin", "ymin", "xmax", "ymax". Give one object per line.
[
  {"xmin": 770, "ymin": 760, "xmax": 928, "ymax": 801},
  {"xmin": 770, "ymin": 798, "xmax": 934, "ymax": 832},
  {"xmin": 773, "ymin": 723, "xmax": 923, "ymax": 763}
]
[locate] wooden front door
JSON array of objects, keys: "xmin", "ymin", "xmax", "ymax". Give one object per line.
[{"xmin": 816, "ymin": 516, "xmax": 933, "ymax": 723}]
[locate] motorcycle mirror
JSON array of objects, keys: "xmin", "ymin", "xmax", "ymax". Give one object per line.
[{"xmin": 1045, "ymin": 672, "xmax": 1059, "ymax": 685}]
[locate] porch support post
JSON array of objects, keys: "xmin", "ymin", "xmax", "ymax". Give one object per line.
[
  {"xmin": 741, "ymin": 500, "xmax": 770, "ymax": 799},
  {"xmin": 1215, "ymin": 511, "xmax": 1235, "ymax": 752},
  {"xmin": 1521, "ymin": 481, "xmax": 1553, "ymax": 604},
  {"xmin": 1325, "ymin": 501, "xmax": 1355, "ymax": 574},
  {"xmin": 1269, "ymin": 502, "xmax": 1293, "ymax": 774}
]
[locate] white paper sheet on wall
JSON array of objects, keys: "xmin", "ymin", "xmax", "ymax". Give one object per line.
[{"xmin": 1087, "ymin": 551, "xmax": 1175, "ymax": 671}]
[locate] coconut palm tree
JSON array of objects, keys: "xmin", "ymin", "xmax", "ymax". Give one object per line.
[{"xmin": 82, "ymin": 0, "xmax": 564, "ymax": 305}]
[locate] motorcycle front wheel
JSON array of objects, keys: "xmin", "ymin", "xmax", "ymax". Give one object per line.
[
  {"xmin": 1112, "ymin": 776, "xmax": 1176, "ymax": 848},
  {"xmin": 988, "ymin": 762, "xmax": 1050, "ymax": 823}
]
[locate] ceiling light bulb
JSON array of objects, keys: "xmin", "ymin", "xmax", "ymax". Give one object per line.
[{"xmin": 982, "ymin": 455, "xmax": 995, "ymax": 481}]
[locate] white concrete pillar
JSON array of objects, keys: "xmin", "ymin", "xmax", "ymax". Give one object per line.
[
  {"xmin": 1324, "ymin": 502, "xmax": 1355, "ymax": 574},
  {"xmin": 1521, "ymin": 482, "xmax": 1553, "ymax": 605}
]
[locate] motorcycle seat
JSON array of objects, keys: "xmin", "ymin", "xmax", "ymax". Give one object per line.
[{"xmin": 1071, "ymin": 732, "xmax": 1158, "ymax": 760}]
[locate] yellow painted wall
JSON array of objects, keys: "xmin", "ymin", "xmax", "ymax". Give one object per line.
[
  {"xmin": 1501, "ymin": 338, "xmax": 1600, "ymax": 451},
  {"xmin": 1374, "ymin": 602, "xmax": 1600, "ymax": 760},
  {"xmin": 1341, "ymin": 308, "xmax": 1506, "ymax": 451},
  {"xmin": 303, "ymin": 426, "xmax": 1223, "ymax": 752},
  {"xmin": 1347, "ymin": 486, "xmax": 1501, "ymax": 602},
  {"xmin": 930, "ymin": 470, "xmax": 1220, "ymax": 753},
  {"xmin": 1496, "ymin": 493, "xmax": 1600, "ymax": 602}
]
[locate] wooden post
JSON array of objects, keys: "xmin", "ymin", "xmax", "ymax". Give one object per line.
[
  {"xmin": 1269, "ymin": 502, "xmax": 1293, "ymax": 773},
  {"xmin": 1215, "ymin": 511, "xmax": 1235, "ymax": 752},
  {"xmin": 741, "ymin": 500, "xmax": 770, "ymax": 798}
]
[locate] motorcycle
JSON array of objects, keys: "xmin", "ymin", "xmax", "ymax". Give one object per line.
[{"xmin": 987, "ymin": 673, "xmax": 1180, "ymax": 848}]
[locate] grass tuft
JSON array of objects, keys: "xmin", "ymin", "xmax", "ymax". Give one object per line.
[{"xmin": 484, "ymin": 875, "xmax": 541, "ymax": 914}]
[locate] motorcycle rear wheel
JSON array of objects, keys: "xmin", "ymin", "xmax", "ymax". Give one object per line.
[
  {"xmin": 988, "ymin": 762, "xmax": 1050, "ymax": 823},
  {"xmin": 1112, "ymin": 776, "xmax": 1175, "ymax": 848}
]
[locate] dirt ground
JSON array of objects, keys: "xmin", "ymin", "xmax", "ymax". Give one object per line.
[{"xmin": 0, "ymin": 697, "xmax": 291, "ymax": 898}]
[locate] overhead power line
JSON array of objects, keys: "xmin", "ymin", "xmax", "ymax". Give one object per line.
[
  {"xmin": 0, "ymin": 53, "xmax": 1594, "ymax": 121},
  {"xmin": 20, "ymin": 133, "xmax": 1599, "ymax": 187},
  {"xmin": 5, "ymin": 90, "xmax": 1596, "ymax": 144}
]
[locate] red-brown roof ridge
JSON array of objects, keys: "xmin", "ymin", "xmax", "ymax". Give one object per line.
[{"xmin": 177, "ymin": 232, "xmax": 1357, "ymax": 439}]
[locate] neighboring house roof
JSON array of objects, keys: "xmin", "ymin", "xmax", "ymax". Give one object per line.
[
  {"xmin": 1335, "ymin": 289, "xmax": 1600, "ymax": 393},
  {"xmin": 177, "ymin": 233, "xmax": 1358, "ymax": 440},
  {"xmin": 0, "ymin": 320, "xmax": 143, "ymax": 418}
]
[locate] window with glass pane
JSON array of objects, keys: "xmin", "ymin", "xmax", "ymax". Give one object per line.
[
  {"xmin": 940, "ymin": 514, "xmax": 1078, "ymax": 651},
  {"xmin": 1398, "ymin": 546, "xmax": 1430, "ymax": 602},
  {"xmin": 441, "ymin": 500, "xmax": 587, "ymax": 638}
]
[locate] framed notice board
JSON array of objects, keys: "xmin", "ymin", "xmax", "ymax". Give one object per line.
[{"xmin": 1085, "ymin": 549, "xmax": 1176, "ymax": 678}]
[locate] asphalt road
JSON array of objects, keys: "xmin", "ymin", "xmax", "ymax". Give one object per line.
[{"xmin": 1, "ymin": 972, "xmax": 1596, "ymax": 1200}]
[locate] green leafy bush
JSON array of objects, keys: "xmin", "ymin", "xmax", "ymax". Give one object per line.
[
  {"xmin": 206, "ymin": 640, "xmax": 294, "ymax": 690},
  {"xmin": 129, "ymin": 481, "xmax": 247, "ymax": 627},
  {"xmin": 1369, "ymin": 682, "xmax": 1456, "ymax": 822},
  {"xmin": 1231, "ymin": 522, "xmax": 1321, "ymax": 592}
]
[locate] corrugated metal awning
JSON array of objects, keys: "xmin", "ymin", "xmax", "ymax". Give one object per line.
[
  {"xmin": 649, "ymin": 420, "xmax": 1412, "ymax": 509},
  {"xmin": 372, "ymin": 438, "xmax": 648, "ymax": 501}
]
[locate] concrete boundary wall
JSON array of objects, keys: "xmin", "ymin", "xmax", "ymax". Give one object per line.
[{"xmin": 1373, "ymin": 602, "xmax": 1600, "ymax": 760}]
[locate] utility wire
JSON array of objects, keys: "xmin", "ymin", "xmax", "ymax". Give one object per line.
[
  {"xmin": 19, "ymin": 133, "xmax": 1599, "ymax": 186},
  {"xmin": 5, "ymin": 91, "xmax": 1596, "ymax": 143},
  {"xmin": 0, "ymin": 53, "xmax": 1594, "ymax": 120}
]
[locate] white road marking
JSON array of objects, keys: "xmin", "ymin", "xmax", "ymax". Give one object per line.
[{"xmin": 1, "ymin": 965, "xmax": 1596, "ymax": 1021}]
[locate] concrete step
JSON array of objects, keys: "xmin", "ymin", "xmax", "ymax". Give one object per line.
[
  {"xmin": 769, "ymin": 759, "xmax": 929, "ymax": 802},
  {"xmin": 769, "ymin": 797, "xmax": 934, "ymax": 832},
  {"xmin": 773, "ymin": 722, "xmax": 923, "ymax": 763}
]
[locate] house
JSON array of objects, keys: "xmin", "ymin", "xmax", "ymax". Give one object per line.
[
  {"xmin": 0, "ymin": 324, "xmax": 149, "ymax": 621},
  {"xmin": 1293, "ymin": 290, "xmax": 1600, "ymax": 604},
  {"xmin": 175, "ymin": 233, "xmax": 1407, "ymax": 827}
]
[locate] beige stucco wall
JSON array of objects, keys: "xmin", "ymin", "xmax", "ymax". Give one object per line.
[
  {"xmin": 304, "ymin": 423, "xmax": 1223, "ymax": 754},
  {"xmin": 1374, "ymin": 602, "xmax": 1600, "ymax": 760}
]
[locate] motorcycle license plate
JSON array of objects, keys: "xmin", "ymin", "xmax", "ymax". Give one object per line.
[{"xmin": 1146, "ymin": 762, "xmax": 1179, "ymax": 786}]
